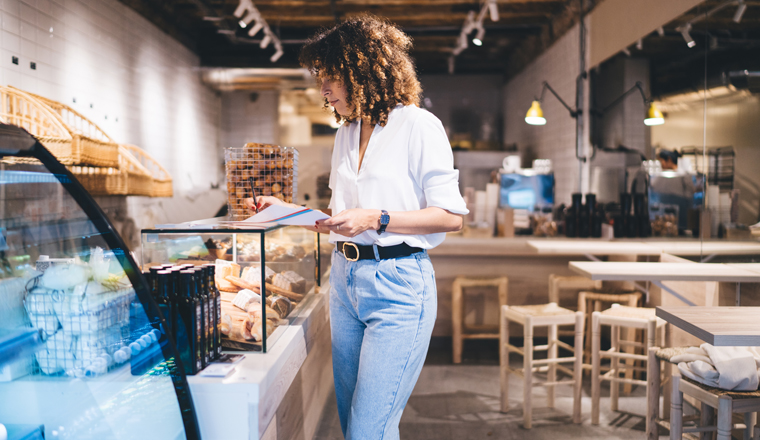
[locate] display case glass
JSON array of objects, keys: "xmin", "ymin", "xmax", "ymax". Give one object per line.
[
  {"xmin": 141, "ymin": 222, "xmax": 320, "ymax": 353},
  {"xmin": 0, "ymin": 124, "xmax": 199, "ymax": 440}
]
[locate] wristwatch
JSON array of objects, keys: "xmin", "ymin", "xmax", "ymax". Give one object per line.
[{"xmin": 378, "ymin": 210, "xmax": 390, "ymax": 234}]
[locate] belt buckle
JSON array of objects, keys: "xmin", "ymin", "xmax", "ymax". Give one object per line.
[{"xmin": 342, "ymin": 242, "xmax": 360, "ymax": 262}]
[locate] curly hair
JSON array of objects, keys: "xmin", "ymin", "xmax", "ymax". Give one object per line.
[{"xmin": 299, "ymin": 14, "xmax": 422, "ymax": 127}]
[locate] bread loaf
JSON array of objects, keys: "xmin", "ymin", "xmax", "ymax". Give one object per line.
[
  {"xmin": 215, "ymin": 259, "xmax": 240, "ymax": 291},
  {"xmin": 272, "ymin": 270, "xmax": 306, "ymax": 294},
  {"xmin": 241, "ymin": 265, "xmax": 275, "ymax": 286}
]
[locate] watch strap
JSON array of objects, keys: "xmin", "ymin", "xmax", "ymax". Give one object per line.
[{"xmin": 378, "ymin": 210, "xmax": 390, "ymax": 234}]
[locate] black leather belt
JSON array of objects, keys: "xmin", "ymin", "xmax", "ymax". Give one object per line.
[{"xmin": 337, "ymin": 242, "xmax": 423, "ymax": 261}]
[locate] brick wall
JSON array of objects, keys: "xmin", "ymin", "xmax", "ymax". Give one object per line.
[
  {"xmin": 0, "ymin": 0, "xmax": 223, "ymax": 233},
  {"xmin": 502, "ymin": 23, "xmax": 587, "ymax": 205}
]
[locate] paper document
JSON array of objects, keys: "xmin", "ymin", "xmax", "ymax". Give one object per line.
[{"xmin": 239, "ymin": 205, "xmax": 330, "ymax": 226}]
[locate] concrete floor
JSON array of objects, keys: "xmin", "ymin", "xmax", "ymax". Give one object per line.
[{"xmin": 313, "ymin": 338, "xmax": 667, "ymax": 440}]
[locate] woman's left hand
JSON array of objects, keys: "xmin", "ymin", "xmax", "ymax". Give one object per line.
[{"xmin": 318, "ymin": 209, "xmax": 380, "ymax": 237}]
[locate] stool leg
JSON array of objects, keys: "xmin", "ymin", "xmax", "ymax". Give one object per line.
[
  {"xmin": 611, "ymin": 324, "xmax": 620, "ymax": 412},
  {"xmin": 578, "ymin": 293, "xmax": 588, "ymax": 368},
  {"xmin": 452, "ymin": 280, "xmax": 463, "ymax": 364},
  {"xmin": 717, "ymin": 396, "xmax": 732, "ymax": 440},
  {"xmin": 663, "ymin": 361, "xmax": 672, "ymax": 420},
  {"xmin": 671, "ymin": 375, "xmax": 683, "ymax": 440},
  {"xmin": 745, "ymin": 412, "xmax": 756, "ymax": 440},
  {"xmin": 700, "ymin": 403, "xmax": 715, "ymax": 440},
  {"xmin": 591, "ymin": 312, "xmax": 601, "ymax": 425},
  {"xmin": 573, "ymin": 311, "xmax": 583, "ymax": 424},
  {"xmin": 500, "ymin": 306, "xmax": 510, "ymax": 413},
  {"xmin": 647, "ymin": 347, "xmax": 660, "ymax": 440},
  {"xmin": 523, "ymin": 316, "xmax": 533, "ymax": 430},
  {"xmin": 548, "ymin": 323, "xmax": 557, "ymax": 409}
]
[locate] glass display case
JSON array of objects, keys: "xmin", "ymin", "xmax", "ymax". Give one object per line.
[
  {"xmin": 0, "ymin": 124, "xmax": 200, "ymax": 439},
  {"xmin": 141, "ymin": 222, "xmax": 321, "ymax": 353}
]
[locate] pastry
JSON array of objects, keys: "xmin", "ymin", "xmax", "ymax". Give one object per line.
[
  {"xmin": 215, "ymin": 259, "xmax": 240, "ymax": 291},
  {"xmin": 241, "ymin": 265, "xmax": 275, "ymax": 286},
  {"xmin": 221, "ymin": 314, "xmax": 232, "ymax": 336},
  {"xmin": 272, "ymin": 270, "xmax": 306, "ymax": 294},
  {"xmin": 232, "ymin": 289, "xmax": 261, "ymax": 311}
]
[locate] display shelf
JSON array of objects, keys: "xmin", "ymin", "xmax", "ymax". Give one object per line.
[{"xmin": 568, "ymin": 261, "xmax": 760, "ymax": 282}]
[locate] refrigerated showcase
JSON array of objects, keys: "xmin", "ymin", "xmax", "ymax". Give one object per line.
[{"xmin": 0, "ymin": 124, "xmax": 200, "ymax": 439}]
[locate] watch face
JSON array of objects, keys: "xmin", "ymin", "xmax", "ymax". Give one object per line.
[{"xmin": 381, "ymin": 214, "xmax": 390, "ymax": 225}]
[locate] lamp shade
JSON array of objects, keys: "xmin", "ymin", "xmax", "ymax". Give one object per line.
[
  {"xmin": 525, "ymin": 100, "xmax": 546, "ymax": 125},
  {"xmin": 644, "ymin": 103, "xmax": 664, "ymax": 126}
]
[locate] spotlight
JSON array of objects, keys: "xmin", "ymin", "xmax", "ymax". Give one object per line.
[
  {"xmin": 472, "ymin": 27, "xmax": 485, "ymax": 46},
  {"xmin": 248, "ymin": 20, "xmax": 263, "ymax": 37},
  {"xmin": 657, "ymin": 26, "xmax": 665, "ymax": 37},
  {"xmin": 239, "ymin": 11, "xmax": 256, "ymax": 28},
  {"xmin": 525, "ymin": 100, "xmax": 546, "ymax": 126},
  {"xmin": 270, "ymin": 48, "xmax": 283, "ymax": 63},
  {"xmin": 644, "ymin": 103, "xmax": 665, "ymax": 126},
  {"xmin": 680, "ymin": 23, "xmax": 696, "ymax": 48},
  {"xmin": 636, "ymin": 39, "xmax": 643, "ymax": 50},
  {"xmin": 233, "ymin": 0, "xmax": 248, "ymax": 18},
  {"xmin": 487, "ymin": 0, "xmax": 499, "ymax": 22},
  {"xmin": 621, "ymin": 48, "xmax": 631, "ymax": 56},
  {"xmin": 734, "ymin": 0, "xmax": 747, "ymax": 23},
  {"xmin": 260, "ymin": 32, "xmax": 272, "ymax": 49}
]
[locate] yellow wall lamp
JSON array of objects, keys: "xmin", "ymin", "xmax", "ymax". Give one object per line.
[{"xmin": 525, "ymin": 80, "xmax": 664, "ymax": 127}]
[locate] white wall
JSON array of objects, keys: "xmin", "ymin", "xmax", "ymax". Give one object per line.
[
  {"xmin": 220, "ymin": 90, "xmax": 280, "ymax": 149},
  {"xmin": 1, "ymin": 0, "xmax": 223, "ymax": 237},
  {"xmin": 502, "ymin": 23, "xmax": 589, "ymax": 205},
  {"xmin": 651, "ymin": 94, "xmax": 760, "ymax": 225}
]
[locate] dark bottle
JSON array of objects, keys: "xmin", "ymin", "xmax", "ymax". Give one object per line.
[
  {"xmin": 578, "ymin": 194, "xmax": 590, "ymax": 238},
  {"xmin": 190, "ymin": 268, "xmax": 209, "ymax": 368},
  {"xmin": 196, "ymin": 266, "xmax": 214, "ymax": 363},
  {"xmin": 156, "ymin": 270, "xmax": 173, "ymax": 336},
  {"xmin": 565, "ymin": 206, "xmax": 577, "ymax": 237},
  {"xmin": 177, "ymin": 270, "xmax": 202, "ymax": 374},
  {"xmin": 203, "ymin": 263, "xmax": 223, "ymax": 358},
  {"xmin": 592, "ymin": 205, "xmax": 604, "ymax": 238},
  {"xmin": 169, "ymin": 267, "xmax": 183, "ymax": 337}
]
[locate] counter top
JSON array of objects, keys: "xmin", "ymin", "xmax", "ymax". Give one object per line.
[
  {"xmin": 656, "ymin": 306, "xmax": 760, "ymax": 346},
  {"xmin": 187, "ymin": 287, "xmax": 330, "ymax": 440},
  {"xmin": 568, "ymin": 261, "xmax": 760, "ymax": 283},
  {"xmin": 431, "ymin": 235, "xmax": 760, "ymax": 258},
  {"xmin": 529, "ymin": 239, "xmax": 760, "ymax": 256}
]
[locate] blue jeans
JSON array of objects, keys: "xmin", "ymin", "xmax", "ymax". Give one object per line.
[{"xmin": 329, "ymin": 248, "xmax": 437, "ymax": 440}]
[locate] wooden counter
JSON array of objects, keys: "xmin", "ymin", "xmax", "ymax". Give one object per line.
[{"xmin": 188, "ymin": 288, "xmax": 333, "ymax": 440}]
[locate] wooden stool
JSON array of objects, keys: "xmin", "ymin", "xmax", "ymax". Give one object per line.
[
  {"xmin": 591, "ymin": 305, "xmax": 667, "ymax": 425},
  {"xmin": 578, "ymin": 291, "xmax": 642, "ymax": 366},
  {"xmin": 500, "ymin": 303, "xmax": 583, "ymax": 429},
  {"xmin": 548, "ymin": 274, "xmax": 603, "ymax": 309},
  {"xmin": 669, "ymin": 374, "xmax": 760, "ymax": 440},
  {"xmin": 452, "ymin": 276, "xmax": 508, "ymax": 364},
  {"xmin": 645, "ymin": 346, "xmax": 691, "ymax": 439}
]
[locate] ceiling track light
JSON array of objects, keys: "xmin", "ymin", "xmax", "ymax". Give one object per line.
[
  {"xmin": 657, "ymin": 26, "xmax": 665, "ymax": 37},
  {"xmin": 680, "ymin": 23, "xmax": 696, "ymax": 48},
  {"xmin": 248, "ymin": 20, "xmax": 264, "ymax": 37},
  {"xmin": 636, "ymin": 39, "xmax": 643, "ymax": 50},
  {"xmin": 260, "ymin": 32, "xmax": 272, "ymax": 49},
  {"xmin": 621, "ymin": 47, "xmax": 631, "ymax": 56},
  {"xmin": 473, "ymin": 26, "xmax": 485, "ymax": 46},
  {"xmin": 487, "ymin": 0, "xmax": 499, "ymax": 22},
  {"xmin": 239, "ymin": 11, "xmax": 256, "ymax": 28},
  {"xmin": 734, "ymin": 0, "xmax": 747, "ymax": 23}
]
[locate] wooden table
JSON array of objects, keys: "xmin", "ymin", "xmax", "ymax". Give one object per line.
[
  {"xmin": 568, "ymin": 261, "xmax": 760, "ymax": 306},
  {"xmin": 655, "ymin": 306, "xmax": 760, "ymax": 346}
]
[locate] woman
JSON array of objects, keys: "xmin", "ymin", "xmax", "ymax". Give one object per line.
[
  {"xmin": 657, "ymin": 149, "xmax": 681, "ymax": 171},
  {"xmin": 248, "ymin": 15, "xmax": 467, "ymax": 439}
]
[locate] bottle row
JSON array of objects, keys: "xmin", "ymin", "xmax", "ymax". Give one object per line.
[{"xmin": 145, "ymin": 263, "xmax": 223, "ymax": 375}]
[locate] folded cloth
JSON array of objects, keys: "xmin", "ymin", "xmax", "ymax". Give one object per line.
[{"xmin": 677, "ymin": 343, "xmax": 760, "ymax": 391}]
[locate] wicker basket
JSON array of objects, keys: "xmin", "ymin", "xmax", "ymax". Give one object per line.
[
  {"xmin": 118, "ymin": 145, "xmax": 153, "ymax": 197},
  {"xmin": 68, "ymin": 165, "xmax": 128, "ymax": 196},
  {"xmin": 121, "ymin": 144, "xmax": 173, "ymax": 197},
  {"xmin": 225, "ymin": 143, "xmax": 298, "ymax": 221},
  {"xmin": 9, "ymin": 87, "xmax": 119, "ymax": 168}
]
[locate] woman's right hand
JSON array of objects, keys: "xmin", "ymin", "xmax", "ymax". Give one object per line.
[{"xmin": 243, "ymin": 196, "xmax": 293, "ymax": 213}]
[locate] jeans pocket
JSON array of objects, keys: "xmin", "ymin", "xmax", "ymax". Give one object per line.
[{"xmin": 390, "ymin": 257, "xmax": 425, "ymax": 301}]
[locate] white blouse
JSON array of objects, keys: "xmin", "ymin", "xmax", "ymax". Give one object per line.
[{"xmin": 328, "ymin": 104, "xmax": 468, "ymax": 249}]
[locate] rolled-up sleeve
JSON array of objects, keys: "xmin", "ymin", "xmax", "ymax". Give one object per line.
[{"xmin": 409, "ymin": 112, "xmax": 469, "ymax": 215}]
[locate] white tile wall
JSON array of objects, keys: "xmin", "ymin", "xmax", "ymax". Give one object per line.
[
  {"xmin": 220, "ymin": 90, "xmax": 280, "ymax": 149},
  {"xmin": 0, "ymin": 0, "xmax": 224, "ymax": 231},
  {"xmin": 502, "ymin": 23, "xmax": 589, "ymax": 205}
]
